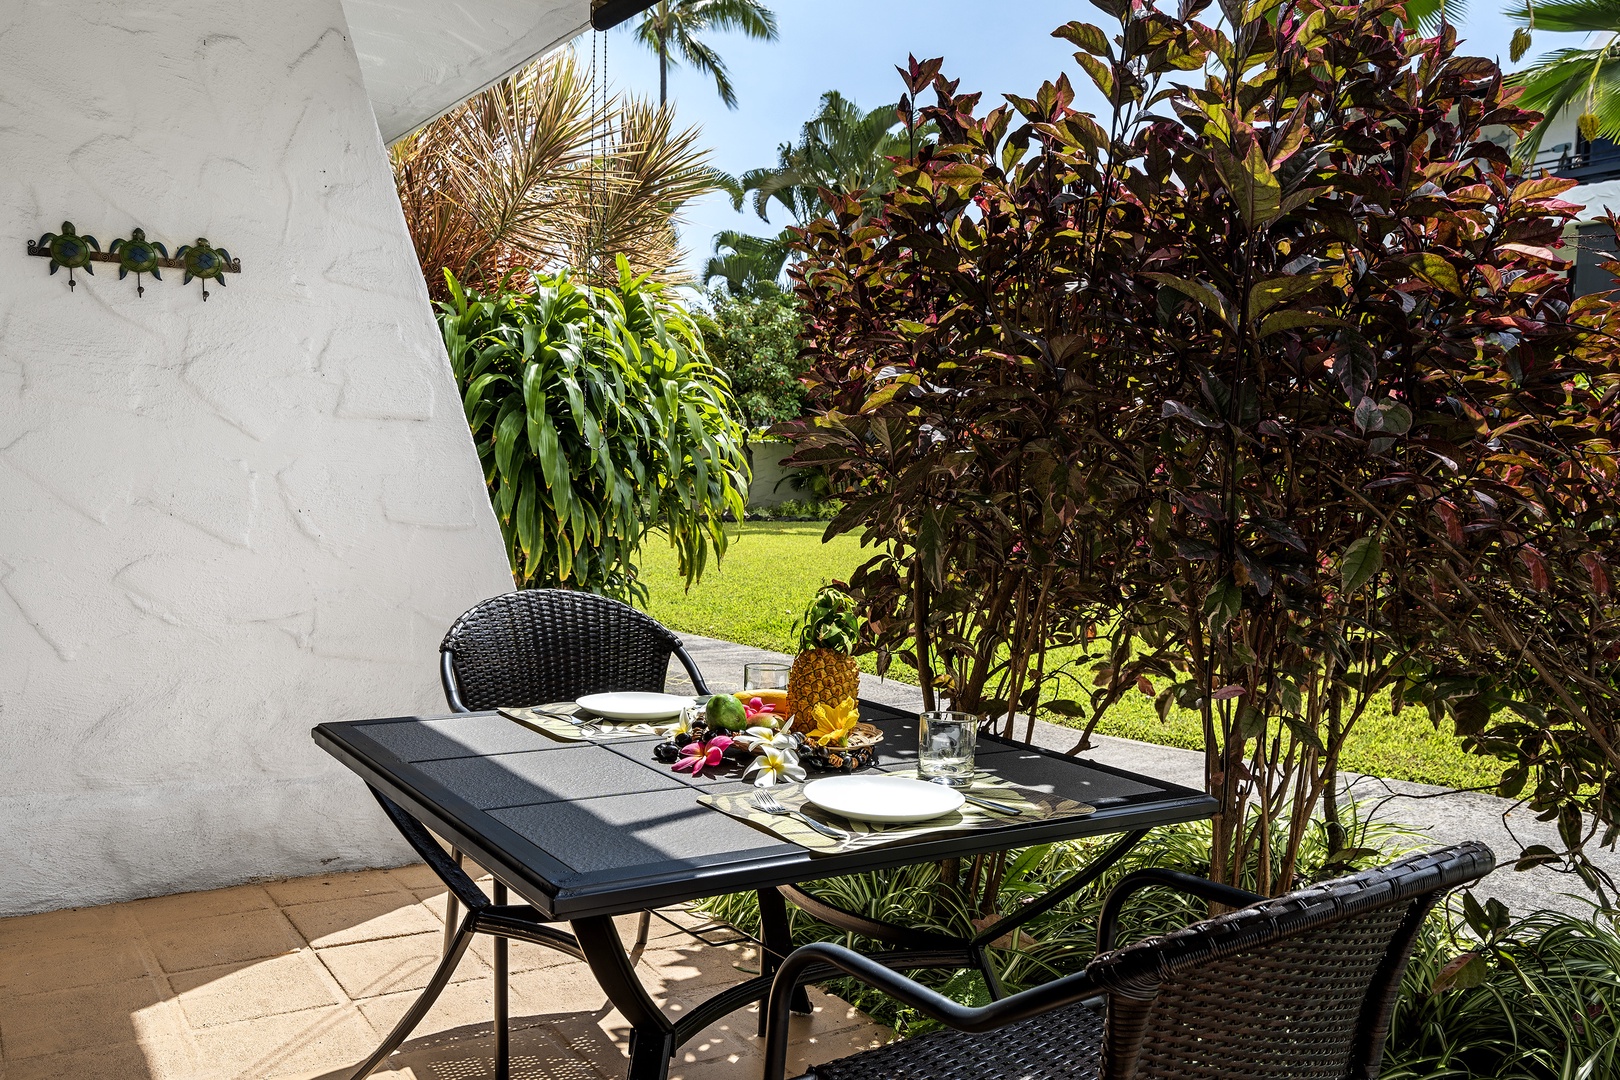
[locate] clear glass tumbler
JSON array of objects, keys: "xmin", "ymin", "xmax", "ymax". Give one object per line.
[
  {"xmin": 918, "ymin": 710, "xmax": 978, "ymax": 787},
  {"xmin": 742, "ymin": 662, "xmax": 791, "ymax": 692}
]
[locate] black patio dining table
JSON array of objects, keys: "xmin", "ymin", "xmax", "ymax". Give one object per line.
[{"xmin": 313, "ymin": 698, "xmax": 1216, "ymax": 1080}]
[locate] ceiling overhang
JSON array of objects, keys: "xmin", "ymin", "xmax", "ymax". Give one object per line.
[{"xmin": 342, "ymin": 0, "xmax": 657, "ymax": 144}]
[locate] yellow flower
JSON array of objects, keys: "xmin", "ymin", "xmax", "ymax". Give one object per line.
[{"xmin": 807, "ymin": 698, "xmax": 860, "ymax": 746}]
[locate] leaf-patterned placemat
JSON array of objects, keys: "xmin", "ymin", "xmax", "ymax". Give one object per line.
[
  {"xmin": 500, "ymin": 703, "xmax": 664, "ymax": 743},
  {"xmin": 700, "ymin": 772, "xmax": 1093, "ymax": 855}
]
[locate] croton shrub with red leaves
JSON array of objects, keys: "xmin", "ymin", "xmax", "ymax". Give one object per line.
[{"xmin": 784, "ymin": 0, "xmax": 1620, "ymax": 894}]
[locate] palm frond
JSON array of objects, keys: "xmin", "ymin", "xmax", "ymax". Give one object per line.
[
  {"xmin": 1508, "ymin": 46, "xmax": 1620, "ymax": 160},
  {"xmin": 1404, "ymin": 0, "xmax": 1471, "ymax": 35},
  {"xmin": 1511, "ymin": 0, "xmax": 1620, "ymax": 32},
  {"xmin": 392, "ymin": 50, "xmax": 719, "ymax": 296}
]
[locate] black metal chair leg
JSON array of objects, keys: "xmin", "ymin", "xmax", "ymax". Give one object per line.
[
  {"xmin": 494, "ymin": 881, "xmax": 509, "ymax": 1080},
  {"xmin": 349, "ymin": 915, "xmax": 477, "ymax": 1080}
]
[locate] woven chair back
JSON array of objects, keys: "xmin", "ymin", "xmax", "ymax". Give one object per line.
[
  {"xmin": 1092, "ymin": 842, "xmax": 1493, "ymax": 1080},
  {"xmin": 441, "ymin": 590, "xmax": 685, "ymax": 711}
]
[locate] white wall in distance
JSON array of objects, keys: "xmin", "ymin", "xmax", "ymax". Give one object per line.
[{"xmin": 0, "ymin": 0, "xmax": 515, "ymax": 916}]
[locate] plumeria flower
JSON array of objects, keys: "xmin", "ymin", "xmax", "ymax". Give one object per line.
[
  {"xmin": 735, "ymin": 725, "xmax": 794, "ymax": 752},
  {"xmin": 744, "ymin": 743, "xmax": 806, "ymax": 787},
  {"xmin": 743, "ymin": 696, "xmax": 779, "ymax": 726},
  {"xmin": 673, "ymin": 735, "xmax": 733, "ymax": 776},
  {"xmin": 655, "ymin": 710, "xmax": 695, "ymax": 740}
]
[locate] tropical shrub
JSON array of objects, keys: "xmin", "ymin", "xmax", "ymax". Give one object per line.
[
  {"xmin": 694, "ymin": 287, "xmax": 807, "ymax": 431},
  {"xmin": 1388, "ymin": 902, "xmax": 1620, "ymax": 1078},
  {"xmin": 394, "ymin": 50, "xmax": 719, "ymax": 298},
  {"xmin": 784, "ymin": 0, "xmax": 1620, "ymax": 893},
  {"xmin": 438, "ymin": 258, "xmax": 748, "ymax": 600}
]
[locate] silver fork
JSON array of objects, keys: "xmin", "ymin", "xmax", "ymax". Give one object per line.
[{"xmin": 750, "ymin": 790, "xmax": 851, "ymax": 841}]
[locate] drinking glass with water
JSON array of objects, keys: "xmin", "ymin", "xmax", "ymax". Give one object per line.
[{"xmin": 918, "ymin": 710, "xmax": 977, "ymax": 787}]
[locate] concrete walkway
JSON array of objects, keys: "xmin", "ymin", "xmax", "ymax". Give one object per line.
[{"xmin": 674, "ymin": 634, "xmax": 1619, "ymax": 917}]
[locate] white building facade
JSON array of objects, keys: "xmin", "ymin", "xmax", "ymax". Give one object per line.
[{"xmin": 0, "ymin": 0, "xmax": 643, "ymax": 916}]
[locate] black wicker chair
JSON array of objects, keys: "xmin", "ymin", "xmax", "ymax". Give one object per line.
[
  {"xmin": 434, "ymin": 590, "xmax": 711, "ymax": 1058},
  {"xmin": 439, "ymin": 588, "xmax": 710, "ymax": 712},
  {"xmin": 762, "ymin": 842, "xmax": 1494, "ymax": 1080}
]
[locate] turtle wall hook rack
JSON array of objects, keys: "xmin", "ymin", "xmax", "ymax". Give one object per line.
[{"xmin": 27, "ymin": 222, "xmax": 241, "ymax": 299}]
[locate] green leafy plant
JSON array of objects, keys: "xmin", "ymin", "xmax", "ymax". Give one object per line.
[
  {"xmin": 1388, "ymin": 903, "xmax": 1620, "ymax": 1078},
  {"xmin": 784, "ymin": 0, "xmax": 1620, "ymax": 896},
  {"xmin": 694, "ymin": 287, "xmax": 807, "ymax": 431},
  {"xmin": 438, "ymin": 257, "xmax": 748, "ymax": 600}
]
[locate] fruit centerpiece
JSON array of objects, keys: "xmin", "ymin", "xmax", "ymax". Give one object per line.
[{"xmin": 788, "ymin": 586, "xmax": 861, "ymax": 721}]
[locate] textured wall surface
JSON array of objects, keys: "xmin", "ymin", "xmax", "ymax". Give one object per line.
[{"xmin": 0, "ymin": 0, "xmax": 515, "ymax": 916}]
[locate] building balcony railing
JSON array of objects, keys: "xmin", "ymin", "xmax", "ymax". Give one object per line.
[{"xmin": 1532, "ymin": 141, "xmax": 1620, "ymax": 184}]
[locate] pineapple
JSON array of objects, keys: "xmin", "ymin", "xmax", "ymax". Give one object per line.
[{"xmin": 787, "ymin": 586, "xmax": 862, "ymax": 721}]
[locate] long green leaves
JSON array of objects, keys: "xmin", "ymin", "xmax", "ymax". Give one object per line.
[{"xmin": 438, "ymin": 257, "xmax": 748, "ymax": 601}]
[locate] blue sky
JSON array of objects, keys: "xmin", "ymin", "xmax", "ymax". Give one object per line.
[{"xmin": 601, "ymin": 1, "xmax": 1524, "ymax": 284}]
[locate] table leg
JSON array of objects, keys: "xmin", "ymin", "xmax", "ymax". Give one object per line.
[
  {"xmin": 443, "ymin": 847, "xmax": 464, "ymax": 957},
  {"xmin": 348, "ymin": 915, "xmax": 476, "ymax": 1079},
  {"xmin": 573, "ymin": 915, "xmax": 677, "ymax": 1080},
  {"xmin": 494, "ymin": 881, "xmax": 509, "ymax": 1080},
  {"xmin": 757, "ymin": 888, "xmax": 811, "ymax": 1036}
]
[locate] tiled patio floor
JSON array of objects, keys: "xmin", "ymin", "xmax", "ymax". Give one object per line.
[{"xmin": 0, "ymin": 863, "xmax": 890, "ymax": 1080}]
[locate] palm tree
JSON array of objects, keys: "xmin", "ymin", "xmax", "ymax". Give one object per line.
[
  {"xmin": 632, "ymin": 0, "xmax": 778, "ymax": 109},
  {"xmin": 731, "ymin": 91, "xmax": 913, "ymax": 226},
  {"xmin": 391, "ymin": 50, "xmax": 721, "ymax": 296},
  {"xmin": 704, "ymin": 230, "xmax": 793, "ymax": 296},
  {"xmin": 703, "ymin": 90, "xmax": 914, "ymax": 294},
  {"xmin": 1504, "ymin": 0, "xmax": 1620, "ymax": 161}
]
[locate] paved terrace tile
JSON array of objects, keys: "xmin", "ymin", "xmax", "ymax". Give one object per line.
[{"xmin": 0, "ymin": 864, "xmax": 890, "ymax": 1080}]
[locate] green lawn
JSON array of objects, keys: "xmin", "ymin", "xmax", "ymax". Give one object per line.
[{"xmin": 640, "ymin": 523, "xmax": 1503, "ymax": 791}]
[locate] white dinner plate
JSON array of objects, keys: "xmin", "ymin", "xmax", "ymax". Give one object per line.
[
  {"xmin": 802, "ymin": 774, "xmax": 965, "ymax": 824},
  {"xmin": 574, "ymin": 692, "xmax": 693, "ymax": 721}
]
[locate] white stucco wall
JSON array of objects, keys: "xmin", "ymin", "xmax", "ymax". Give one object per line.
[{"xmin": 0, "ymin": 0, "xmax": 515, "ymax": 916}]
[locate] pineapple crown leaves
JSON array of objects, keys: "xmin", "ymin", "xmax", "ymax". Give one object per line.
[{"xmin": 795, "ymin": 584, "xmax": 860, "ymax": 654}]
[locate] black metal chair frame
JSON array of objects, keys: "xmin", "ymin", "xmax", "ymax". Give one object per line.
[
  {"xmin": 361, "ymin": 588, "xmax": 711, "ymax": 1080},
  {"xmin": 760, "ymin": 843, "xmax": 1495, "ymax": 1080}
]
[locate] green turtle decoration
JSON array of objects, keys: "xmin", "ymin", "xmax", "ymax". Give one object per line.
[
  {"xmin": 109, "ymin": 228, "xmax": 168, "ymax": 297},
  {"xmin": 174, "ymin": 238, "xmax": 232, "ymax": 300},
  {"xmin": 33, "ymin": 221, "xmax": 100, "ymax": 290}
]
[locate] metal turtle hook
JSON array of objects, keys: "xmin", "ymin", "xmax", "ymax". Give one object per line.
[
  {"xmin": 34, "ymin": 221, "xmax": 99, "ymax": 292},
  {"xmin": 110, "ymin": 227, "xmax": 167, "ymax": 298}
]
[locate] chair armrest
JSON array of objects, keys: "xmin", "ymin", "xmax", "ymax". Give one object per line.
[
  {"xmin": 1096, "ymin": 868, "xmax": 1265, "ymax": 952},
  {"xmin": 440, "ymin": 649, "xmax": 471, "ymax": 713},
  {"xmin": 761, "ymin": 941, "xmax": 1101, "ymax": 1080},
  {"xmin": 672, "ymin": 642, "xmax": 711, "ymax": 695}
]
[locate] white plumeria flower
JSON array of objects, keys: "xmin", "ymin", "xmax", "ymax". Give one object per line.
[
  {"xmin": 736, "ymin": 726, "xmax": 794, "ymax": 752},
  {"xmin": 655, "ymin": 711, "xmax": 695, "ymax": 739},
  {"xmin": 744, "ymin": 744, "xmax": 806, "ymax": 787}
]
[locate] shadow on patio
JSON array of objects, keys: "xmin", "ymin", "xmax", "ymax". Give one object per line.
[{"xmin": 0, "ymin": 864, "xmax": 887, "ymax": 1079}]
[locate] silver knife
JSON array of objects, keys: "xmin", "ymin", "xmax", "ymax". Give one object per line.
[{"xmin": 962, "ymin": 792, "xmax": 1023, "ymax": 815}]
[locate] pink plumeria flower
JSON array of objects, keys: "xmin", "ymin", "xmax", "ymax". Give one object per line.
[
  {"xmin": 673, "ymin": 735, "xmax": 733, "ymax": 776},
  {"xmin": 744, "ymin": 697, "xmax": 778, "ymax": 723}
]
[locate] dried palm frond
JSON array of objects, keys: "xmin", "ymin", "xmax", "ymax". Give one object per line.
[{"xmin": 392, "ymin": 50, "xmax": 719, "ymax": 296}]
